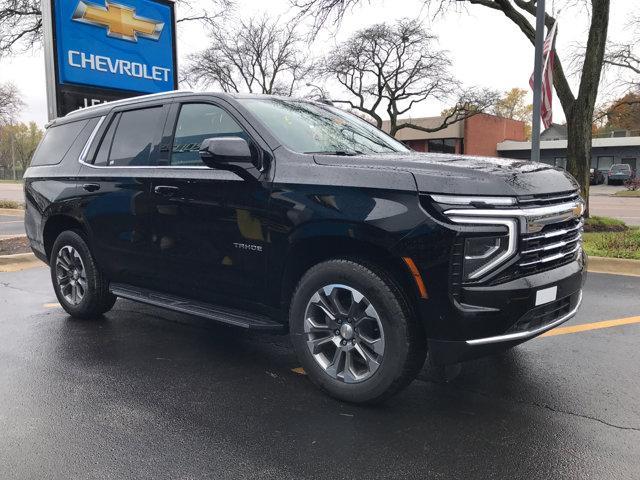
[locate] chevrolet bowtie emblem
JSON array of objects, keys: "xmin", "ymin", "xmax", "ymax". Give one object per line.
[{"xmin": 72, "ymin": 1, "xmax": 164, "ymax": 42}]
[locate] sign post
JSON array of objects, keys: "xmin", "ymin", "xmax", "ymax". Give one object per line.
[
  {"xmin": 530, "ymin": 0, "xmax": 546, "ymax": 163},
  {"xmin": 41, "ymin": 0, "xmax": 177, "ymax": 120}
]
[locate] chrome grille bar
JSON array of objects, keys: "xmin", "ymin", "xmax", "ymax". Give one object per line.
[
  {"xmin": 520, "ymin": 233, "xmax": 582, "ymax": 255},
  {"xmin": 519, "ymin": 242, "xmax": 582, "ymax": 268},
  {"xmin": 522, "ymin": 220, "xmax": 584, "ymax": 242}
]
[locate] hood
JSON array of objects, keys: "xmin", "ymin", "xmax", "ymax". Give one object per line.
[{"xmin": 314, "ymin": 152, "xmax": 580, "ymax": 197}]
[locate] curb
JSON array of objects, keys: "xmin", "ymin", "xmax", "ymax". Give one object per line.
[
  {"xmin": 0, "ymin": 208, "xmax": 25, "ymax": 216},
  {"xmin": 0, "ymin": 252, "xmax": 38, "ymax": 266},
  {"xmin": 588, "ymin": 256, "xmax": 640, "ymax": 277},
  {"xmin": 0, "ymin": 252, "xmax": 44, "ymax": 272},
  {"xmin": 0, "ymin": 234, "xmax": 27, "ymax": 241}
]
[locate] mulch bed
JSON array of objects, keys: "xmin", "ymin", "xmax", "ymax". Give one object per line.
[{"xmin": 0, "ymin": 236, "xmax": 31, "ymax": 255}]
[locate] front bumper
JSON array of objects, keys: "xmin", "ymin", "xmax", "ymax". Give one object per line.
[{"xmin": 426, "ymin": 255, "xmax": 587, "ymax": 365}]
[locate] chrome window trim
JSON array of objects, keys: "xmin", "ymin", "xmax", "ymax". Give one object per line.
[
  {"xmin": 77, "ymin": 114, "xmax": 210, "ymax": 170},
  {"xmin": 466, "ymin": 291, "xmax": 583, "ymax": 346},
  {"xmin": 78, "ymin": 115, "xmax": 105, "ymax": 165},
  {"xmin": 448, "ymin": 217, "xmax": 518, "ymax": 280}
]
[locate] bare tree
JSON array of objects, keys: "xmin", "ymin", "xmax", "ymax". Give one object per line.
[
  {"xmin": 0, "ymin": 82, "xmax": 23, "ymax": 125},
  {"xmin": 293, "ymin": 0, "xmax": 611, "ymax": 206},
  {"xmin": 0, "ymin": 0, "xmax": 41, "ymax": 55},
  {"xmin": 324, "ymin": 19, "xmax": 498, "ymax": 137},
  {"xmin": 184, "ymin": 16, "xmax": 312, "ymax": 96},
  {"xmin": 0, "ymin": 0, "xmax": 234, "ymax": 56}
]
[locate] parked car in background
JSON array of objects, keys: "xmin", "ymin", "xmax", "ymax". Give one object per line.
[
  {"xmin": 607, "ymin": 164, "xmax": 633, "ymax": 185},
  {"xmin": 590, "ymin": 168, "xmax": 605, "ymax": 185}
]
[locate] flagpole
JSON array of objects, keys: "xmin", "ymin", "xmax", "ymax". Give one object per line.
[{"xmin": 531, "ymin": 0, "xmax": 546, "ymax": 163}]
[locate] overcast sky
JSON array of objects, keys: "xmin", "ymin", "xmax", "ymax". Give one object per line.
[{"xmin": 0, "ymin": 0, "xmax": 635, "ymax": 127}]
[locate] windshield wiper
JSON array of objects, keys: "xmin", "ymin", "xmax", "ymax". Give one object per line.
[{"xmin": 304, "ymin": 150, "xmax": 361, "ymax": 156}]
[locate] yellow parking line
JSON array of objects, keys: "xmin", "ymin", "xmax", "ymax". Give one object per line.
[
  {"xmin": 541, "ymin": 316, "xmax": 640, "ymax": 337},
  {"xmin": 43, "ymin": 303, "xmax": 61, "ymax": 309}
]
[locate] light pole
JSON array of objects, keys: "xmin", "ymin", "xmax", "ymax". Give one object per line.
[
  {"xmin": 10, "ymin": 132, "xmax": 16, "ymax": 181},
  {"xmin": 456, "ymin": 0, "xmax": 547, "ymax": 162},
  {"xmin": 530, "ymin": 0, "xmax": 546, "ymax": 163}
]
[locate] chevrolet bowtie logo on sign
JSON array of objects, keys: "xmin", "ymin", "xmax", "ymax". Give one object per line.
[{"xmin": 72, "ymin": 1, "xmax": 164, "ymax": 42}]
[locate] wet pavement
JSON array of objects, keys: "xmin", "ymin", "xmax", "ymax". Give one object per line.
[
  {"xmin": 0, "ymin": 266, "xmax": 639, "ymax": 479},
  {"xmin": 0, "ymin": 213, "xmax": 25, "ymax": 239}
]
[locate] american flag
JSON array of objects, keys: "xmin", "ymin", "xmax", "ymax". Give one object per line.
[{"xmin": 530, "ymin": 21, "xmax": 558, "ymax": 129}]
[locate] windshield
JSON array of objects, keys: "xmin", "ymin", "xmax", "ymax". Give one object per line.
[
  {"xmin": 238, "ymin": 98, "xmax": 409, "ymax": 155},
  {"xmin": 610, "ymin": 164, "xmax": 630, "ymax": 172}
]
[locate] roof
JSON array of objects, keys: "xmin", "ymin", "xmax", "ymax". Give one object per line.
[
  {"xmin": 498, "ymin": 136, "xmax": 640, "ymax": 151},
  {"xmin": 381, "ymin": 116, "xmax": 465, "ymax": 141},
  {"xmin": 540, "ymin": 123, "xmax": 568, "ymax": 140},
  {"xmin": 51, "ymin": 90, "xmax": 333, "ymax": 127}
]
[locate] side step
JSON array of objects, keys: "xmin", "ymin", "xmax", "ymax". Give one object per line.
[{"xmin": 109, "ymin": 283, "xmax": 284, "ymax": 331}]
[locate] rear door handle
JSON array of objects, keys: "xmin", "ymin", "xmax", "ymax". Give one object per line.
[
  {"xmin": 82, "ymin": 183, "xmax": 101, "ymax": 192},
  {"xmin": 154, "ymin": 185, "xmax": 180, "ymax": 196}
]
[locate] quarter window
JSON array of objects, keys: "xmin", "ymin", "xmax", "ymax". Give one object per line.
[
  {"xmin": 31, "ymin": 119, "xmax": 90, "ymax": 166},
  {"xmin": 170, "ymin": 103, "xmax": 247, "ymax": 166},
  {"xmin": 106, "ymin": 107, "xmax": 164, "ymax": 167}
]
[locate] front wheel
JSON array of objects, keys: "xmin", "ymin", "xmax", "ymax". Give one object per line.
[
  {"xmin": 289, "ymin": 258, "xmax": 427, "ymax": 404},
  {"xmin": 50, "ymin": 230, "xmax": 116, "ymax": 319}
]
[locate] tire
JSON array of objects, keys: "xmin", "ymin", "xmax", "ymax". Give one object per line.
[
  {"xmin": 50, "ymin": 230, "xmax": 116, "ymax": 319},
  {"xmin": 289, "ymin": 258, "xmax": 427, "ymax": 404}
]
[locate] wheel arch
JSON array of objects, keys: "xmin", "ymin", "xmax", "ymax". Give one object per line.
[
  {"xmin": 43, "ymin": 214, "xmax": 86, "ymax": 261},
  {"xmin": 278, "ymin": 234, "xmax": 422, "ymax": 323}
]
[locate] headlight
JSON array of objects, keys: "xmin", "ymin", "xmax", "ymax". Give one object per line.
[
  {"xmin": 449, "ymin": 217, "xmax": 518, "ymax": 281},
  {"xmin": 463, "ymin": 235, "xmax": 510, "ymax": 280}
]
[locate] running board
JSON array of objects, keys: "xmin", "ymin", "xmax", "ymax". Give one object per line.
[{"xmin": 109, "ymin": 283, "xmax": 284, "ymax": 331}]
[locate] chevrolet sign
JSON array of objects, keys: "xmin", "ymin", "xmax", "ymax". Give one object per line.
[
  {"xmin": 42, "ymin": 0, "xmax": 177, "ymax": 118},
  {"xmin": 72, "ymin": 1, "xmax": 165, "ymax": 42}
]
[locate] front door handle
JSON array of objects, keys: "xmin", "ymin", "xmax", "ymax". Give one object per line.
[
  {"xmin": 82, "ymin": 183, "xmax": 101, "ymax": 192},
  {"xmin": 154, "ymin": 185, "xmax": 180, "ymax": 197}
]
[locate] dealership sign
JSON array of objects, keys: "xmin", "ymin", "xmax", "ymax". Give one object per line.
[{"xmin": 42, "ymin": 0, "xmax": 177, "ymax": 119}]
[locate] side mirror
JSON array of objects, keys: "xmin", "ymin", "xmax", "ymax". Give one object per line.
[{"xmin": 199, "ymin": 137, "xmax": 253, "ymax": 167}]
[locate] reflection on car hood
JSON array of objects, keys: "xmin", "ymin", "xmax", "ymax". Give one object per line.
[{"xmin": 314, "ymin": 151, "xmax": 580, "ymax": 196}]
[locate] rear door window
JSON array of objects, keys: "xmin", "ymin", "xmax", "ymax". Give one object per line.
[
  {"xmin": 106, "ymin": 107, "xmax": 165, "ymax": 167},
  {"xmin": 31, "ymin": 119, "xmax": 91, "ymax": 166},
  {"xmin": 170, "ymin": 103, "xmax": 247, "ymax": 167}
]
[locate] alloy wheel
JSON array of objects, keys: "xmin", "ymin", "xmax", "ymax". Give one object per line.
[
  {"xmin": 55, "ymin": 245, "xmax": 88, "ymax": 306},
  {"xmin": 304, "ymin": 284, "xmax": 385, "ymax": 383}
]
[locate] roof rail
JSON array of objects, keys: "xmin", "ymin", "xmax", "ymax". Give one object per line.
[{"xmin": 64, "ymin": 90, "xmax": 193, "ymax": 117}]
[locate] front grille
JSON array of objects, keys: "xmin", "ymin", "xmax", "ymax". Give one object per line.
[
  {"xmin": 518, "ymin": 217, "xmax": 583, "ymax": 274},
  {"xmin": 443, "ymin": 190, "xmax": 584, "ymax": 285}
]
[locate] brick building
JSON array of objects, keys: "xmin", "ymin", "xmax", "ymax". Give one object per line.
[{"xmin": 382, "ymin": 113, "xmax": 527, "ymax": 157}]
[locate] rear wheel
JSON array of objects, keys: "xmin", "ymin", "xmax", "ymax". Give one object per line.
[
  {"xmin": 290, "ymin": 258, "xmax": 426, "ymax": 403},
  {"xmin": 50, "ymin": 230, "xmax": 116, "ymax": 319}
]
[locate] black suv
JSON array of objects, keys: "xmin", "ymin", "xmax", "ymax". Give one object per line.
[{"xmin": 24, "ymin": 92, "xmax": 586, "ymax": 403}]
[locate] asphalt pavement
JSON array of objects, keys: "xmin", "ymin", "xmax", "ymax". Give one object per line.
[
  {"xmin": 0, "ymin": 182, "xmax": 23, "ymax": 203},
  {"xmin": 589, "ymin": 195, "xmax": 640, "ymax": 226},
  {"xmin": 0, "ymin": 213, "xmax": 25, "ymax": 239},
  {"xmin": 0, "ymin": 265, "xmax": 639, "ymax": 479}
]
